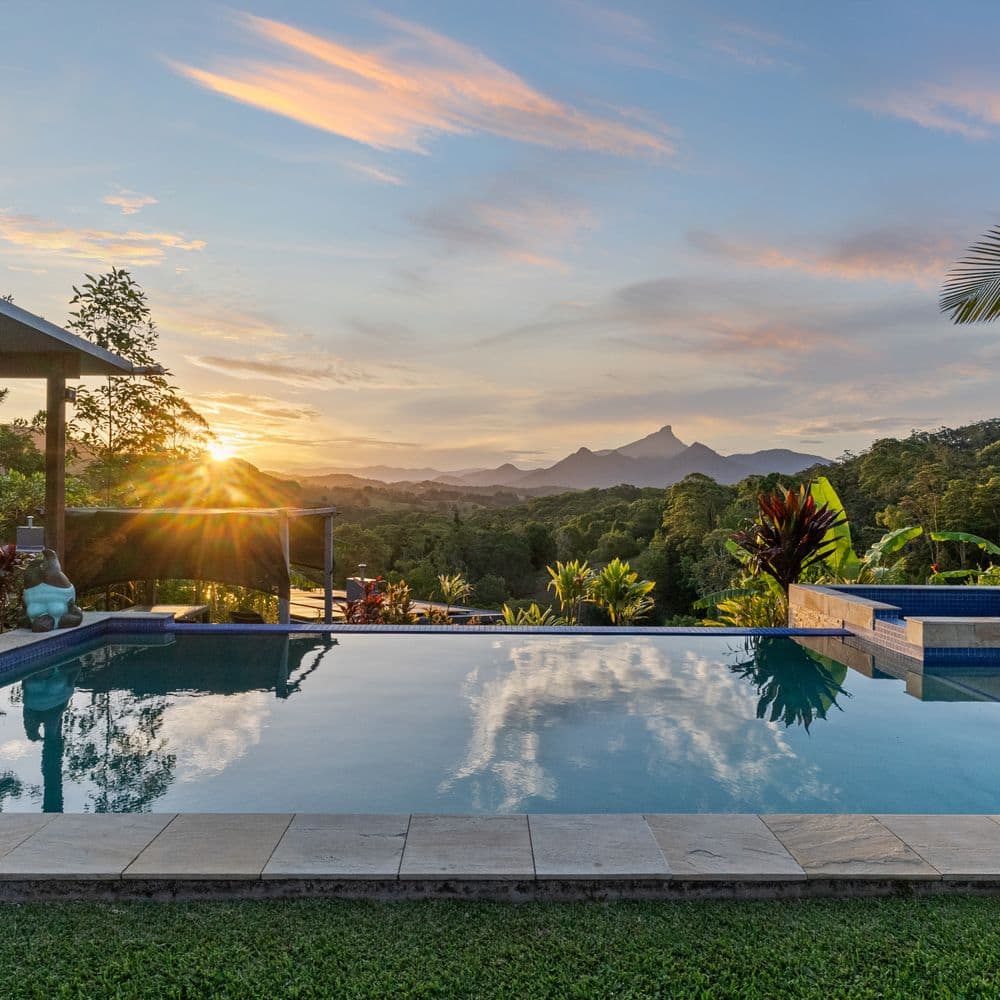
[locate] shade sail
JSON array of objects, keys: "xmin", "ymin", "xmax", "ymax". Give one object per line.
[{"xmin": 64, "ymin": 507, "xmax": 335, "ymax": 595}]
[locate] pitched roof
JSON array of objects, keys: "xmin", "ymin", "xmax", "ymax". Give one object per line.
[{"xmin": 0, "ymin": 297, "xmax": 158, "ymax": 377}]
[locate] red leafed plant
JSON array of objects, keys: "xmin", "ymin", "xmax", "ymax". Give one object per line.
[
  {"xmin": 733, "ymin": 485, "xmax": 846, "ymax": 594},
  {"xmin": 344, "ymin": 577, "xmax": 386, "ymax": 624}
]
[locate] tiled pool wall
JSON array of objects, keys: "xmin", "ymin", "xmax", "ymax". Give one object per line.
[
  {"xmin": 789, "ymin": 584, "xmax": 1000, "ymax": 664},
  {"xmin": 0, "ymin": 614, "xmax": 850, "ymax": 676}
]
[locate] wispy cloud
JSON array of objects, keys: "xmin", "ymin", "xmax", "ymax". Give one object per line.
[
  {"xmin": 102, "ymin": 187, "xmax": 158, "ymax": 215},
  {"xmin": 688, "ymin": 226, "xmax": 956, "ymax": 286},
  {"xmin": 710, "ymin": 20, "xmax": 800, "ymax": 70},
  {"xmin": 416, "ymin": 194, "xmax": 593, "ymax": 270},
  {"xmin": 185, "ymin": 352, "xmax": 425, "ymax": 390},
  {"xmin": 158, "ymin": 300, "xmax": 288, "ymax": 343},
  {"xmin": 344, "ymin": 162, "xmax": 404, "ymax": 186},
  {"xmin": 171, "ymin": 11, "xmax": 674, "ymax": 156},
  {"xmin": 0, "ymin": 211, "xmax": 204, "ymax": 266},
  {"xmin": 859, "ymin": 81, "xmax": 1000, "ymax": 139}
]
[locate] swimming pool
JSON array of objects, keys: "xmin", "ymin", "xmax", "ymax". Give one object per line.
[{"xmin": 2, "ymin": 630, "xmax": 1000, "ymax": 814}]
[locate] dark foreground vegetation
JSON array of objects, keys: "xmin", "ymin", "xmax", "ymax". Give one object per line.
[{"xmin": 2, "ymin": 898, "xmax": 1000, "ymax": 998}]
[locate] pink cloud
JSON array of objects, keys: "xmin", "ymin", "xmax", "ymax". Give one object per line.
[
  {"xmin": 689, "ymin": 227, "xmax": 956, "ymax": 286},
  {"xmin": 859, "ymin": 81, "xmax": 1000, "ymax": 139},
  {"xmin": 171, "ymin": 12, "xmax": 674, "ymax": 156}
]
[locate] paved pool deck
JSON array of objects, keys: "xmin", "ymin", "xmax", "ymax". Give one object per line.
[{"xmin": 3, "ymin": 812, "xmax": 1000, "ymax": 901}]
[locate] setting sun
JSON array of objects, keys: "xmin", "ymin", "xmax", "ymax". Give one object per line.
[{"xmin": 207, "ymin": 440, "xmax": 237, "ymax": 462}]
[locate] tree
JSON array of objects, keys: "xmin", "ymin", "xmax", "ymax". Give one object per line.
[
  {"xmin": 0, "ymin": 389, "xmax": 43, "ymax": 474},
  {"xmin": 67, "ymin": 269, "xmax": 210, "ymax": 492},
  {"xmin": 941, "ymin": 225, "xmax": 1000, "ymax": 323}
]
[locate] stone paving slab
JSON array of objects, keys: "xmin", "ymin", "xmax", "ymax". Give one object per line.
[
  {"xmin": 762, "ymin": 814, "xmax": 939, "ymax": 880},
  {"xmin": 877, "ymin": 815, "xmax": 1000, "ymax": 879},
  {"xmin": 647, "ymin": 813, "xmax": 804, "ymax": 881},
  {"xmin": 399, "ymin": 815, "xmax": 533, "ymax": 880},
  {"xmin": 0, "ymin": 815, "xmax": 56, "ymax": 859},
  {"xmin": 125, "ymin": 814, "xmax": 292, "ymax": 880},
  {"xmin": 264, "ymin": 814, "xmax": 408, "ymax": 879},
  {"xmin": 0, "ymin": 813, "xmax": 172, "ymax": 880},
  {"xmin": 529, "ymin": 814, "xmax": 669, "ymax": 879}
]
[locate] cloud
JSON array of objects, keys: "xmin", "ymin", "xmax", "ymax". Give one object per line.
[
  {"xmin": 185, "ymin": 352, "xmax": 424, "ymax": 390},
  {"xmin": 415, "ymin": 187, "xmax": 594, "ymax": 269},
  {"xmin": 688, "ymin": 226, "xmax": 957, "ymax": 286},
  {"xmin": 158, "ymin": 301, "xmax": 288, "ymax": 343},
  {"xmin": 792, "ymin": 415, "xmax": 936, "ymax": 437},
  {"xmin": 710, "ymin": 20, "xmax": 800, "ymax": 69},
  {"xmin": 0, "ymin": 211, "xmax": 204, "ymax": 267},
  {"xmin": 192, "ymin": 391, "xmax": 322, "ymax": 423},
  {"xmin": 344, "ymin": 162, "xmax": 404, "ymax": 186},
  {"xmin": 171, "ymin": 11, "xmax": 674, "ymax": 156},
  {"xmin": 103, "ymin": 188, "xmax": 158, "ymax": 215},
  {"xmin": 859, "ymin": 82, "xmax": 1000, "ymax": 139}
]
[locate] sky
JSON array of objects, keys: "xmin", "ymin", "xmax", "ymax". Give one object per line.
[{"xmin": 2, "ymin": 0, "xmax": 999, "ymax": 473}]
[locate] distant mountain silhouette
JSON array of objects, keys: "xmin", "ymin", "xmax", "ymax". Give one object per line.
[{"xmin": 297, "ymin": 425, "xmax": 830, "ymax": 490}]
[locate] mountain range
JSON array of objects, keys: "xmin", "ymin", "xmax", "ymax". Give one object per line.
[{"xmin": 300, "ymin": 425, "xmax": 830, "ymax": 491}]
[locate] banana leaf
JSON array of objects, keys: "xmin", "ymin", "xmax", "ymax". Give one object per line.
[
  {"xmin": 864, "ymin": 525, "xmax": 923, "ymax": 566},
  {"xmin": 929, "ymin": 531, "xmax": 1000, "ymax": 557},
  {"xmin": 693, "ymin": 586, "xmax": 757, "ymax": 610},
  {"xmin": 809, "ymin": 476, "xmax": 862, "ymax": 579}
]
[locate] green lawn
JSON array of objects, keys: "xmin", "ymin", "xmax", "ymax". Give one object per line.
[{"xmin": 2, "ymin": 897, "xmax": 1000, "ymax": 998}]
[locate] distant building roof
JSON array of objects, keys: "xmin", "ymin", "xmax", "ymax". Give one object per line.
[{"xmin": 0, "ymin": 297, "xmax": 159, "ymax": 377}]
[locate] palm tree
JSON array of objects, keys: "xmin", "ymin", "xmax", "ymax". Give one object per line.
[{"xmin": 941, "ymin": 226, "xmax": 1000, "ymax": 324}]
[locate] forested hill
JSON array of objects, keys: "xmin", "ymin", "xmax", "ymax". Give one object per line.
[
  {"xmin": 6, "ymin": 417, "xmax": 999, "ymax": 622},
  {"xmin": 297, "ymin": 418, "xmax": 1000, "ymax": 619}
]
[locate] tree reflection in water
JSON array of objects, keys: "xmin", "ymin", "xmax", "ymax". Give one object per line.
[
  {"xmin": 730, "ymin": 637, "xmax": 850, "ymax": 732},
  {"xmin": 2, "ymin": 633, "xmax": 333, "ymax": 812}
]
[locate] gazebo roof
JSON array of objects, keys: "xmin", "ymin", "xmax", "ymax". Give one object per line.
[{"xmin": 0, "ymin": 297, "xmax": 152, "ymax": 377}]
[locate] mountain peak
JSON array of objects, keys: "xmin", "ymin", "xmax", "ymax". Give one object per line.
[{"xmin": 617, "ymin": 424, "xmax": 688, "ymax": 461}]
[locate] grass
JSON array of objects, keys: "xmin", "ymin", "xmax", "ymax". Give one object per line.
[{"xmin": 2, "ymin": 897, "xmax": 1000, "ymax": 998}]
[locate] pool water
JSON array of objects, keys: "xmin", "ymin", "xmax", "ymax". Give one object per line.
[{"xmin": 2, "ymin": 631, "xmax": 1000, "ymax": 814}]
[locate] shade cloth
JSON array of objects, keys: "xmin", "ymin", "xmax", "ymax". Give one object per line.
[{"xmin": 63, "ymin": 507, "xmax": 335, "ymax": 596}]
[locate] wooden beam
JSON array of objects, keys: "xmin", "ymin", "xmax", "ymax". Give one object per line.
[
  {"xmin": 278, "ymin": 509, "xmax": 290, "ymax": 625},
  {"xmin": 44, "ymin": 373, "xmax": 66, "ymax": 562},
  {"xmin": 324, "ymin": 513, "xmax": 334, "ymax": 624},
  {"xmin": 0, "ymin": 352, "xmax": 81, "ymax": 379}
]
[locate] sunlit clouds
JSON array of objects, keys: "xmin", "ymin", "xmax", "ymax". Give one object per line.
[
  {"xmin": 860, "ymin": 81, "xmax": 1000, "ymax": 139},
  {"xmin": 0, "ymin": 212, "xmax": 204, "ymax": 267},
  {"xmin": 688, "ymin": 227, "xmax": 959, "ymax": 287},
  {"xmin": 102, "ymin": 188, "xmax": 158, "ymax": 215},
  {"xmin": 171, "ymin": 12, "xmax": 675, "ymax": 156}
]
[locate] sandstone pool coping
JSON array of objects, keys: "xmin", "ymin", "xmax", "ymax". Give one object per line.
[{"xmin": 3, "ymin": 813, "xmax": 1000, "ymax": 901}]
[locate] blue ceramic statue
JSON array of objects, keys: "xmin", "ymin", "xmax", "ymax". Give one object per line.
[{"xmin": 21, "ymin": 549, "xmax": 83, "ymax": 632}]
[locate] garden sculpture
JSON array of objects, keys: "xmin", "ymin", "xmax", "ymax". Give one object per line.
[{"xmin": 20, "ymin": 549, "xmax": 83, "ymax": 632}]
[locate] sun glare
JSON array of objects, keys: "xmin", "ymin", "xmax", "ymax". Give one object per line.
[{"xmin": 207, "ymin": 441, "xmax": 238, "ymax": 462}]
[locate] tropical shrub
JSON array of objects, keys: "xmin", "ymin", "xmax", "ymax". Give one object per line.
[
  {"xmin": 436, "ymin": 572, "xmax": 473, "ymax": 620},
  {"xmin": 501, "ymin": 603, "xmax": 562, "ymax": 626},
  {"xmin": 546, "ymin": 559, "xmax": 595, "ymax": 625},
  {"xmin": 589, "ymin": 557, "xmax": 656, "ymax": 624},
  {"xmin": 382, "ymin": 580, "xmax": 417, "ymax": 624},
  {"xmin": 344, "ymin": 577, "xmax": 385, "ymax": 624},
  {"xmin": 733, "ymin": 483, "xmax": 846, "ymax": 594}
]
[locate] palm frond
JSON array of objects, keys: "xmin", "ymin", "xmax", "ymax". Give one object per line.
[{"xmin": 940, "ymin": 226, "xmax": 1000, "ymax": 324}]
